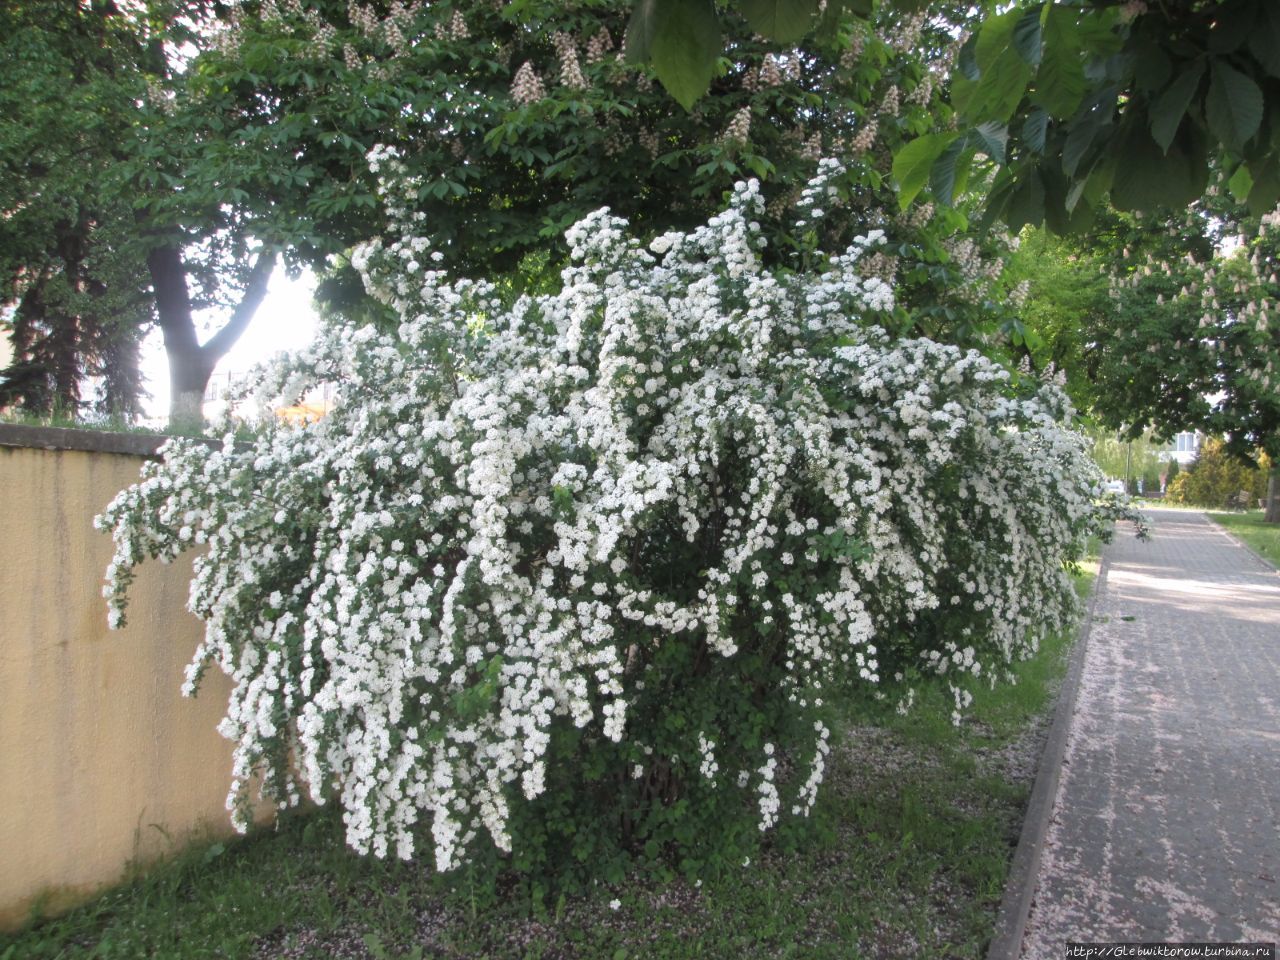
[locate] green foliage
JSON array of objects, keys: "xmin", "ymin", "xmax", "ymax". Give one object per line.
[
  {"xmin": 894, "ymin": 132, "xmax": 959, "ymax": 210},
  {"xmin": 1011, "ymin": 189, "xmax": 1280, "ymax": 519},
  {"xmin": 954, "ymin": 9, "xmax": 1035, "ymax": 124},
  {"xmin": 0, "ymin": 2, "xmax": 151, "ymax": 417},
  {"xmin": 738, "ymin": 0, "xmax": 823, "ymax": 44},
  {"xmin": 222, "ymin": 0, "xmax": 1036, "ymax": 353},
  {"xmin": 626, "ymin": 0, "xmax": 722, "ymax": 108},
  {"xmin": 1090, "ymin": 234, "xmax": 1280, "ymax": 467},
  {"xmin": 1205, "ymin": 60, "xmax": 1264, "ymax": 155},
  {"xmin": 1165, "ymin": 439, "xmax": 1269, "ymax": 509},
  {"xmin": 1150, "ymin": 62, "xmax": 1205, "ymax": 153},
  {"xmin": 1034, "ymin": 6, "xmax": 1087, "ymax": 121},
  {"xmin": 5, "ymin": 0, "xmax": 1040, "ymax": 417},
  {"xmin": 891, "ymin": 0, "xmax": 1280, "ymax": 230},
  {"xmin": 623, "ymin": 0, "xmax": 828, "ymax": 104},
  {"xmin": 1163, "ymin": 472, "xmax": 1193, "ymax": 504},
  {"xmin": 1002, "ymin": 226, "xmax": 1104, "ymax": 401},
  {"xmin": 1084, "ymin": 428, "xmax": 1166, "ymax": 493}
]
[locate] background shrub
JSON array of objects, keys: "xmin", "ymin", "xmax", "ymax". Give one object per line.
[{"xmin": 1165, "ymin": 439, "xmax": 1269, "ymax": 508}]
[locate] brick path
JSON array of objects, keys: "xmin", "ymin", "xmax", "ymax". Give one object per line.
[{"xmin": 1020, "ymin": 508, "xmax": 1280, "ymax": 957}]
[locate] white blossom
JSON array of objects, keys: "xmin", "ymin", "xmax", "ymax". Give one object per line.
[{"xmin": 96, "ymin": 155, "xmax": 1139, "ymax": 872}]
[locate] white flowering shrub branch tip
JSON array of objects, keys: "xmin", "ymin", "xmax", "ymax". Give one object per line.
[{"xmin": 97, "ymin": 151, "xmax": 1142, "ymax": 873}]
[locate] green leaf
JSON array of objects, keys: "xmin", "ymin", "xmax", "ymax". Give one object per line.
[
  {"xmin": 956, "ymin": 33, "xmax": 979, "ymax": 82},
  {"xmin": 1082, "ymin": 154, "xmax": 1116, "ymax": 206},
  {"xmin": 972, "ymin": 168, "xmax": 1013, "ymax": 229},
  {"xmin": 961, "ymin": 10, "xmax": 1035, "ymax": 122},
  {"xmin": 1245, "ymin": 158, "xmax": 1280, "ymax": 214},
  {"xmin": 974, "ymin": 10, "xmax": 1018, "ymax": 73},
  {"xmin": 648, "ymin": 0, "xmax": 722, "ymax": 110},
  {"xmin": 815, "ymin": 0, "xmax": 869, "ymax": 39},
  {"xmin": 1249, "ymin": 5, "xmax": 1280, "ymax": 78},
  {"xmin": 893, "ymin": 132, "xmax": 959, "ymax": 208},
  {"xmin": 1073, "ymin": 8, "xmax": 1124, "ymax": 57},
  {"xmin": 1012, "ymin": 5, "xmax": 1044, "ymax": 67},
  {"xmin": 1149, "ymin": 60, "xmax": 1205, "ymax": 153},
  {"xmin": 625, "ymin": 0, "xmax": 660, "ymax": 64},
  {"xmin": 1023, "ymin": 108, "xmax": 1049, "ymax": 153},
  {"xmin": 1041, "ymin": 164, "xmax": 1081, "ymax": 234},
  {"xmin": 1228, "ymin": 163, "xmax": 1254, "ymax": 202},
  {"xmin": 1111, "ymin": 118, "xmax": 1207, "ymax": 211},
  {"xmin": 929, "ymin": 137, "xmax": 967, "ymax": 206},
  {"xmin": 1206, "ymin": 0, "xmax": 1255, "ymax": 54},
  {"xmin": 201, "ymin": 842, "xmax": 226, "ymax": 864},
  {"xmin": 971, "ymin": 120, "xmax": 1008, "ymax": 164},
  {"xmin": 739, "ymin": 0, "xmax": 819, "ymax": 44},
  {"xmin": 950, "ymin": 73, "xmax": 978, "ymax": 116},
  {"xmin": 1005, "ymin": 168, "xmax": 1046, "ymax": 231},
  {"xmin": 1132, "ymin": 38, "xmax": 1172, "ymax": 93},
  {"xmin": 1034, "ymin": 6, "xmax": 1087, "ymax": 119},
  {"xmin": 951, "ymin": 151, "xmax": 975, "ymax": 200},
  {"xmin": 1062, "ymin": 111, "xmax": 1106, "ymax": 177},
  {"xmin": 1064, "ymin": 172, "xmax": 1088, "ymax": 212},
  {"xmin": 1205, "ymin": 59, "xmax": 1263, "ymax": 152}
]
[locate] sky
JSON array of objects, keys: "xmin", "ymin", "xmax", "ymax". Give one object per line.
[{"xmin": 138, "ymin": 270, "xmax": 320, "ymax": 423}]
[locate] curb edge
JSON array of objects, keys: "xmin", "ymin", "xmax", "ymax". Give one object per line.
[
  {"xmin": 985, "ymin": 551, "xmax": 1111, "ymax": 960},
  {"xmin": 1202, "ymin": 513, "xmax": 1279, "ymax": 574}
]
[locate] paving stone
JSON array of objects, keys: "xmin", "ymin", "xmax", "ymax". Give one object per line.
[{"xmin": 1020, "ymin": 509, "xmax": 1280, "ymax": 957}]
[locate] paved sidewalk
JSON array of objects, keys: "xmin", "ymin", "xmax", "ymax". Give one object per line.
[{"xmin": 1021, "ymin": 509, "xmax": 1280, "ymax": 957}]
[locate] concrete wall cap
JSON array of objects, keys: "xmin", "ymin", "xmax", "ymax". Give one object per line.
[{"xmin": 0, "ymin": 422, "xmax": 223, "ymax": 459}]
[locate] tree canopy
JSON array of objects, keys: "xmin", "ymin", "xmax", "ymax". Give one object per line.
[
  {"xmin": 0, "ymin": 1, "xmax": 152, "ymax": 416},
  {"xmin": 623, "ymin": 0, "xmax": 1280, "ymax": 230},
  {"xmin": 1011, "ymin": 196, "xmax": 1280, "ymax": 518},
  {"xmin": 2, "ymin": 0, "xmax": 1033, "ymax": 425},
  {"xmin": 934, "ymin": 0, "xmax": 1280, "ymax": 232},
  {"xmin": 7, "ymin": 0, "xmax": 1279, "ymax": 460}
]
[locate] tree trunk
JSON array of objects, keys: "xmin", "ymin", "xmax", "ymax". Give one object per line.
[
  {"xmin": 146, "ymin": 242, "xmax": 275, "ymax": 431},
  {"xmin": 1266, "ymin": 465, "xmax": 1279, "ymax": 524}
]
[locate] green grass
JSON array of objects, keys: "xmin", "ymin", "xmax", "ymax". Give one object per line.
[
  {"xmin": 1, "ymin": 567, "xmax": 1097, "ymax": 960},
  {"xmin": 0, "ymin": 409, "xmax": 166, "ymax": 436},
  {"xmin": 1207, "ymin": 510, "xmax": 1280, "ymax": 567},
  {"xmin": 0, "ymin": 409, "xmax": 262, "ymax": 443}
]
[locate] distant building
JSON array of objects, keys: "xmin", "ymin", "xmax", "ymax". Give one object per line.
[{"xmin": 1163, "ymin": 431, "xmax": 1202, "ymax": 466}]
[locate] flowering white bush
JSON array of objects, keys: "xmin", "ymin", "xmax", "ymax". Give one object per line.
[{"xmin": 98, "ymin": 155, "xmax": 1134, "ymax": 877}]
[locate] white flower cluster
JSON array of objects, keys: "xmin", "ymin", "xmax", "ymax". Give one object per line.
[
  {"xmin": 510, "ymin": 61, "xmax": 545, "ymax": 105},
  {"xmin": 722, "ymin": 107, "xmax": 752, "ymax": 146},
  {"xmin": 585, "ymin": 27, "xmax": 614, "ymax": 65},
  {"xmin": 97, "ymin": 156, "xmax": 1131, "ymax": 871},
  {"xmin": 792, "ymin": 721, "xmax": 830, "ymax": 817},
  {"xmin": 757, "ymin": 743, "xmax": 780, "ymax": 831},
  {"xmin": 551, "ymin": 31, "xmax": 588, "ymax": 91}
]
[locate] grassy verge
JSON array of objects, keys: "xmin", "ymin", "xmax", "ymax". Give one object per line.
[
  {"xmin": 0, "ymin": 410, "xmax": 166, "ymax": 436},
  {"xmin": 1, "ymin": 566, "xmax": 1097, "ymax": 960},
  {"xmin": 0, "ymin": 410, "xmax": 261, "ymax": 442},
  {"xmin": 1207, "ymin": 510, "xmax": 1280, "ymax": 567}
]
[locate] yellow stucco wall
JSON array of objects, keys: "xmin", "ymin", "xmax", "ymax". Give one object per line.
[{"xmin": 0, "ymin": 443, "xmax": 247, "ymax": 931}]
